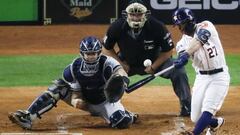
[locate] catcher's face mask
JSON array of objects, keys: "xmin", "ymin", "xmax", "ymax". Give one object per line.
[
  {"xmin": 80, "ymin": 36, "xmax": 102, "ymax": 64},
  {"xmin": 82, "ymin": 52, "xmax": 99, "ymax": 63}
]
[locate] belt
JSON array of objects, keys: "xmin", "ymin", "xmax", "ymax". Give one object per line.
[{"xmin": 199, "ymin": 68, "xmax": 223, "ymax": 75}]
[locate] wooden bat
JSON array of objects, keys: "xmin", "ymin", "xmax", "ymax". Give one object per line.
[{"xmin": 126, "ymin": 65, "xmax": 175, "ymax": 93}]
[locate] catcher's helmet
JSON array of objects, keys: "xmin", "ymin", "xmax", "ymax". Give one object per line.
[
  {"xmin": 123, "ymin": 0, "xmax": 150, "ymax": 29},
  {"xmin": 172, "ymin": 8, "xmax": 196, "ymax": 35},
  {"xmin": 80, "ymin": 36, "xmax": 102, "ymax": 64}
]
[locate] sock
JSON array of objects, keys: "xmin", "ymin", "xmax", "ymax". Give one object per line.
[
  {"xmin": 209, "ymin": 117, "xmax": 218, "ymax": 128},
  {"xmin": 193, "ymin": 111, "xmax": 213, "ymax": 135}
]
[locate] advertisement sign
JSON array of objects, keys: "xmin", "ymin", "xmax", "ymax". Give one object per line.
[
  {"xmin": 118, "ymin": 0, "xmax": 240, "ymax": 24},
  {"xmin": 44, "ymin": 0, "xmax": 117, "ymax": 24}
]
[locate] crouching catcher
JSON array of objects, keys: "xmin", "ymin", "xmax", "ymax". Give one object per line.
[{"xmin": 8, "ymin": 36, "xmax": 138, "ymax": 130}]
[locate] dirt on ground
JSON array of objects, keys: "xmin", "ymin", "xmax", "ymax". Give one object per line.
[
  {"xmin": 0, "ymin": 25, "xmax": 239, "ymax": 135},
  {"xmin": 0, "ymin": 25, "xmax": 239, "ymax": 55},
  {"xmin": 1, "ymin": 86, "xmax": 240, "ymax": 135}
]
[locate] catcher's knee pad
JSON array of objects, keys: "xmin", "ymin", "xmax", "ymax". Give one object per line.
[
  {"xmin": 109, "ymin": 110, "xmax": 134, "ymax": 129},
  {"xmin": 48, "ymin": 78, "xmax": 70, "ymax": 99},
  {"xmin": 27, "ymin": 91, "xmax": 58, "ymax": 118}
]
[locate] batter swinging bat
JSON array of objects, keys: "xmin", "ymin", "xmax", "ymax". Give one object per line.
[{"xmin": 126, "ymin": 65, "xmax": 175, "ymax": 93}]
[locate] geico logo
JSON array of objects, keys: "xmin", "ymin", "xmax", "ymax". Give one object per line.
[{"xmin": 150, "ymin": 0, "xmax": 239, "ymax": 10}]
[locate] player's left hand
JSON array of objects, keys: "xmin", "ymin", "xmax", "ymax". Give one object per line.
[
  {"xmin": 174, "ymin": 52, "xmax": 190, "ymax": 68},
  {"xmin": 104, "ymin": 74, "xmax": 129, "ymax": 103}
]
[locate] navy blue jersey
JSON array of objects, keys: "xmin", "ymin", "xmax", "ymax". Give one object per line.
[
  {"xmin": 104, "ymin": 17, "xmax": 174, "ymax": 67},
  {"xmin": 63, "ymin": 54, "xmax": 121, "ymax": 105}
]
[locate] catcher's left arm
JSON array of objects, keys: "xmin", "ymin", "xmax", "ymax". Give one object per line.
[{"xmin": 104, "ymin": 68, "xmax": 129, "ymax": 103}]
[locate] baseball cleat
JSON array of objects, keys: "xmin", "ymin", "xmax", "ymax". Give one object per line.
[
  {"xmin": 132, "ymin": 113, "xmax": 139, "ymax": 124},
  {"xmin": 205, "ymin": 117, "xmax": 225, "ymax": 135},
  {"xmin": 8, "ymin": 110, "xmax": 32, "ymax": 130},
  {"xmin": 179, "ymin": 100, "xmax": 191, "ymax": 117},
  {"xmin": 179, "ymin": 106, "xmax": 191, "ymax": 117}
]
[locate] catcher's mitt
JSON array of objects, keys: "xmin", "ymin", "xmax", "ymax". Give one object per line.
[{"xmin": 104, "ymin": 74, "xmax": 129, "ymax": 103}]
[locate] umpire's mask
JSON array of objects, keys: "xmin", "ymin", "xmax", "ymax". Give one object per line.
[{"xmin": 124, "ymin": 2, "xmax": 150, "ymax": 29}]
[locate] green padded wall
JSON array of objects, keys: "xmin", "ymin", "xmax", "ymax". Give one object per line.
[{"xmin": 0, "ymin": 0, "xmax": 38, "ymax": 21}]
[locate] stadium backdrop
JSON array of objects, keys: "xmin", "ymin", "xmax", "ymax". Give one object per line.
[{"xmin": 0, "ymin": 0, "xmax": 239, "ymax": 25}]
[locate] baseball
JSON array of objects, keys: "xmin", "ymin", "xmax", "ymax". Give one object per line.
[{"xmin": 143, "ymin": 59, "xmax": 152, "ymax": 67}]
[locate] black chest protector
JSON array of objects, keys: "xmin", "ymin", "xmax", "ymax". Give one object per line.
[{"xmin": 72, "ymin": 56, "xmax": 107, "ymax": 104}]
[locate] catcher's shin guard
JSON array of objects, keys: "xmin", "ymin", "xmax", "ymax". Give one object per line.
[
  {"xmin": 27, "ymin": 91, "xmax": 59, "ymax": 119},
  {"xmin": 8, "ymin": 110, "xmax": 32, "ymax": 130},
  {"xmin": 27, "ymin": 79, "xmax": 70, "ymax": 119}
]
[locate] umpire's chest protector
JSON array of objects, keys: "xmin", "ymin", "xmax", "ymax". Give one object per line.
[{"xmin": 119, "ymin": 22, "xmax": 161, "ymax": 66}]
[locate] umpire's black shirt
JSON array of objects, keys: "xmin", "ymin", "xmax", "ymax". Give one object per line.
[{"xmin": 104, "ymin": 17, "xmax": 174, "ymax": 75}]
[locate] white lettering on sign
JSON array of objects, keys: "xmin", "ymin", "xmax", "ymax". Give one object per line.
[
  {"xmin": 70, "ymin": 0, "xmax": 92, "ymax": 7},
  {"xmin": 150, "ymin": 0, "xmax": 239, "ymax": 10}
]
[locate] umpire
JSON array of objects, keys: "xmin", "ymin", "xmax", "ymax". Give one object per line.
[{"xmin": 103, "ymin": 0, "xmax": 191, "ymax": 116}]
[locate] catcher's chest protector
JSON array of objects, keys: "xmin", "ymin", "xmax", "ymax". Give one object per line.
[{"xmin": 72, "ymin": 57, "xmax": 107, "ymax": 104}]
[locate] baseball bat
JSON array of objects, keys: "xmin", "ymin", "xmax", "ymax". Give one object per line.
[{"xmin": 126, "ymin": 65, "xmax": 175, "ymax": 93}]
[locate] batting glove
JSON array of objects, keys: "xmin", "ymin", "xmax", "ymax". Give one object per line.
[{"xmin": 174, "ymin": 52, "xmax": 190, "ymax": 69}]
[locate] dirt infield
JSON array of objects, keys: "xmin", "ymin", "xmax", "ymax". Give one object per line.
[
  {"xmin": 0, "ymin": 25, "xmax": 240, "ymax": 55},
  {"xmin": 0, "ymin": 25, "xmax": 240, "ymax": 134},
  {"xmin": 1, "ymin": 86, "xmax": 240, "ymax": 135}
]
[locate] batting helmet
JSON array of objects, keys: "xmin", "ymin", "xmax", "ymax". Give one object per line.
[
  {"xmin": 79, "ymin": 36, "xmax": 102, "ymax": 64},
  {"xmin": 172, "ymin": 8, "xmax": 196, "ymax": 35},
  {"xmin": 172, "ymin": 8, "xmax": 195, "ymax": 25}
]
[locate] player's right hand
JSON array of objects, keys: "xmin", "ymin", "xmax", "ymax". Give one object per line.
[
  {"xmin": 71, "ymin": 99, "xmax": 87, "ymax": 110},
  {"xmin": 174, "ymin": 52, "xmax": 189, "ymax": 68}
]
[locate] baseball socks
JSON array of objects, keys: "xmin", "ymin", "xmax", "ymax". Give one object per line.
[{"xmin": 192, "ymin": 111, "xmax": 219, "ymax": 135}]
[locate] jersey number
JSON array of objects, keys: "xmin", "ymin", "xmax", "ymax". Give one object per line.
[{"xmin": 207, "ymin": 46, "xmax": 218, "ymax": 58}]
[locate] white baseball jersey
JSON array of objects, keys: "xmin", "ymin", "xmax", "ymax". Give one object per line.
[
  {"xmin": 176, "ymin": 21, "xmax": 230, "ymax": 122},
  {"xmin": 176, "ymin": 21, "xmax": 227, "ymax": 72}
]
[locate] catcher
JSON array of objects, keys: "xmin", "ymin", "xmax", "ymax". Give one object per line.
[{"xmin": 8, "ymin": 36, "xmax": 138, "ymax": 130}]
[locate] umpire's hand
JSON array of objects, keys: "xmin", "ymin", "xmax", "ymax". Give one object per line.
[{"xmin": 144, "ymin": 66, "xmax": 155, "ymax": 74}]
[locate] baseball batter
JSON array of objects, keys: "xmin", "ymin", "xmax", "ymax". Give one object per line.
[
  {"xmin": 8, "ymin": 36, "xmax": 137, "ymax": 130},
  {"xmin": 173, "ymin": 8, "xmax": 230, "ymax": 135}
]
